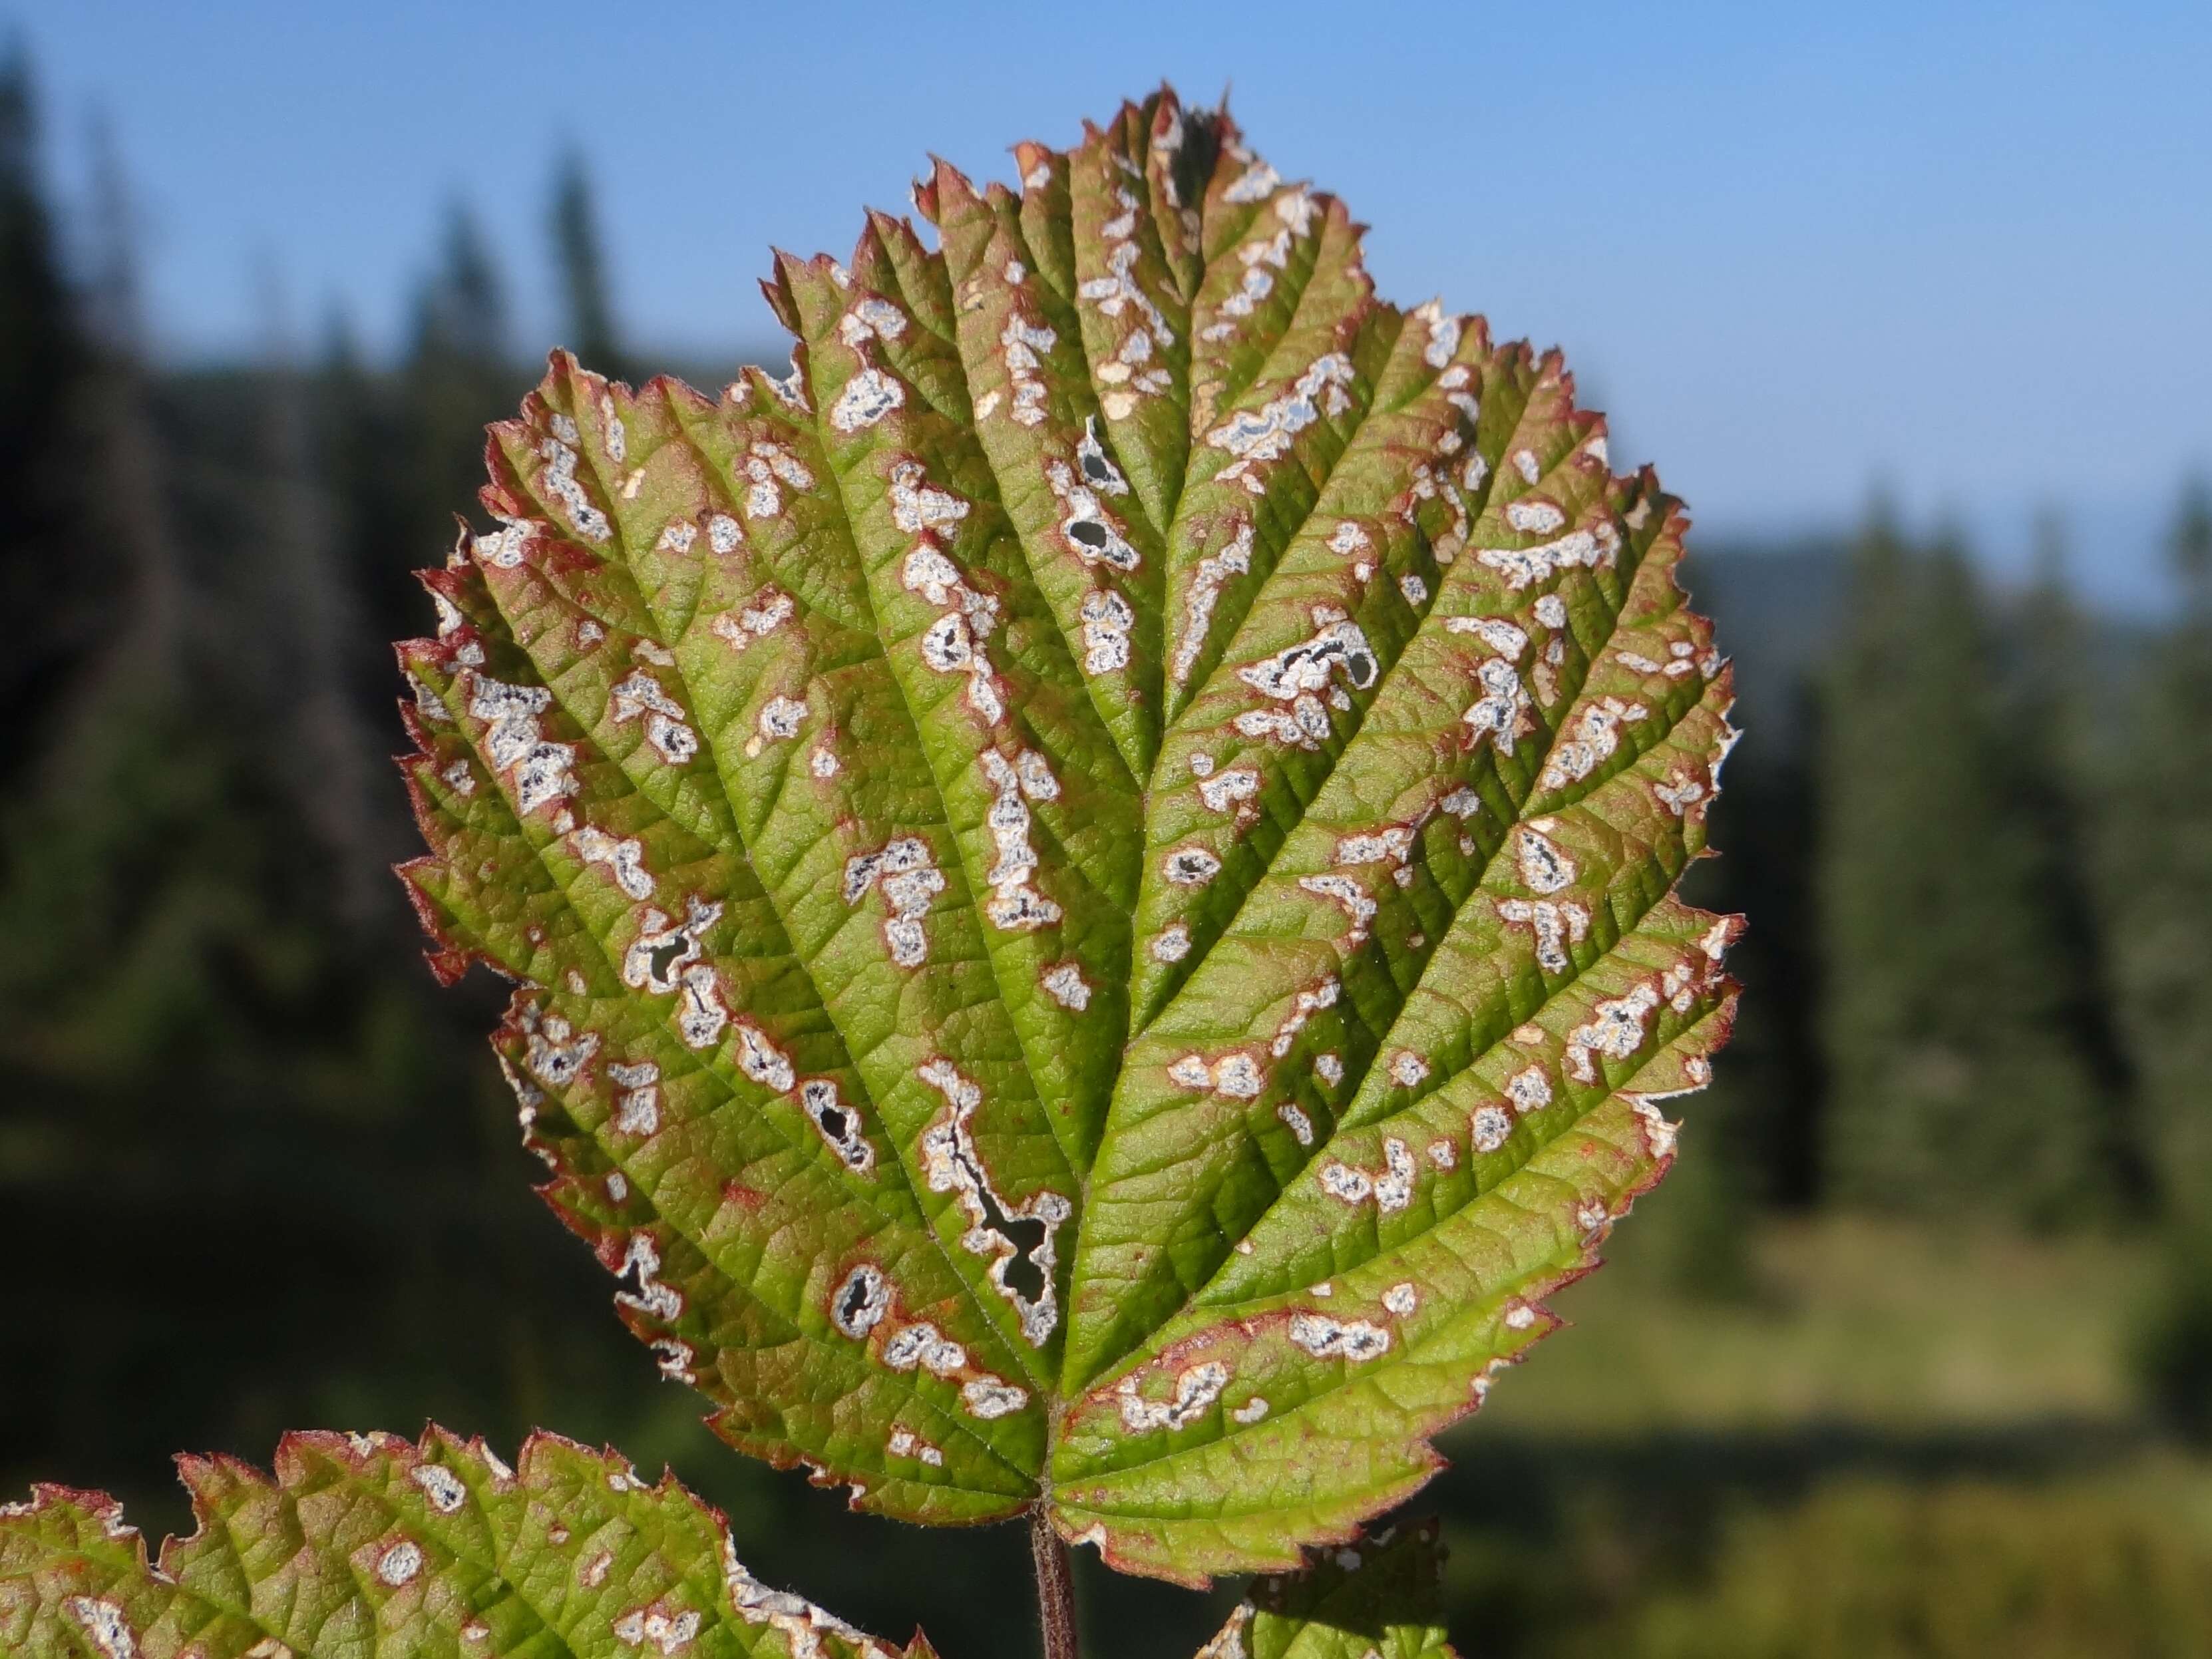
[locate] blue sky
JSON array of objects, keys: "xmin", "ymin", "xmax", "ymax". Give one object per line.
[{"xmin": 16, "ymin": 1, "xmax": 2210, "ymax": 610}]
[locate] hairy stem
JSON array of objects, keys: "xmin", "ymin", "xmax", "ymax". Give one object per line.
[{"xmin": 1031, "ymin": 1508, "xmax": 1081, "ymax": 1659}]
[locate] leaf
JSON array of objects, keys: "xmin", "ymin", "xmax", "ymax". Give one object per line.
[
  {"xmin": 0, "ymin": 1430, "xmax": 926, "ymax": 1659},
  {"xmin": 396, "ymin": 83, "xmax": 1739, "ymax": 1582},
  {"xmin": 1195, "ymin": 1521, "xmax": 1454, "ymax": 1659}
]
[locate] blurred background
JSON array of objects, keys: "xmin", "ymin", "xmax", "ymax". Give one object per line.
[{"xmin": 3, "ymin": 4, "xmax": 2209, "ymax": 1654}]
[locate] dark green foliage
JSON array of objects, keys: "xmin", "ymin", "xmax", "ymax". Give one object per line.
[
  {"xmin": 2101, "ymin": 483, "xmax": 2212, "ymax": 1213},
  {"xmin": 551, "ymin": 148, "xmax": 628, "ymax": 381},
  {"xmin": 1816, "ymin": 516, "xmax": 2112, "ymax": 1224},
  {"xmin": 1627, "ymin": 1479, "xmax": 2212, "ymax": 1658},
  {"xmin": 0, "ymin": 43, "xmax": 102, "ymax": 787}
]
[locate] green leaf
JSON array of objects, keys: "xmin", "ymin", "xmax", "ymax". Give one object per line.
[
  {"xmin": 397, "ymin": 84, "xmax": 1738, "ymax": 1582},
  {"xmin": 1195, "ymin": 1521, "xmax": 1454, "ymax": 1659},
  {"xmin": 0, "ymin": 1431, "xmax": 925, "ymax": 1659}
]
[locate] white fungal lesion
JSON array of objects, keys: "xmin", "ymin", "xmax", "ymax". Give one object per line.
[
  {"xmin": 571, "ymin": 826, "xmax": 654, "ymax": 901},
  {"xmin": 1198, "ymin": 765, "xmax": 1262, "ymax": 818},
  {"xmin": 1566, "ymin": 982, "xmax": 1662, "ymax": 1083},
  {"xmin": 1174, "ymin": 519, "xmax": 1252, "ymax": 688},
  {"xmin": 613, "ymin": 1605, "xmax": 705, "ymax": 1656},
  {"xmin": 1476, "ymin": 526, "xmax": 1612, "ymax": 591},
  {"xmin": 997, "ymin": 311, "xmax": 1058, "ymax": 428},
  {"xmin": 1277, "ymin": 1101, "xmax": 1315, "ymax": 1145},
  {"xmin": 610, "ymin": 668, "xmax": 700, "ymax": 766},
  {"xmin": 917, "ymin": 1058, "xmax": 1071, "ymax": 1346},
  {"xmin": 1298, "ymin": 872, "xmax": 1377, "ymax": 944},
  {"xmin": 376, "ymin": 1539, "xmax": 425, "ymax": 1588},
  {"xmin": 1506, "ymin": 496, "xmax": 1567, "ymax": 536},
  {"xmin": 410, "ymin": 1463, "xmax": 468, "ymax": 1515},
  {"xmin": 829, "ymin": 1264, "xmax": 891, "ymax": 1339},
  {"xmin": 900, "ymin": 492, "xmax": 1008, "ymax": 725},
  {"xmin": 1508, "ymin": 1066, "xmax": 1554, "ymax": 1116},
  {"xmin": 1655, "ymin": 767, "xmax": 1710, "ymax": 819},
  {"xmin": 748, "ymin": 693, "xmax": 809, "ymax": 757},
  {"xmin": 468, "ymin": 675, "xmax": 578, "ymax": 814},
  {"xmin": 1318, "ymin": 1135, "xmax": 1416, "ymax": 1212},
  {"xmin": 1044, "ymin": 454, "xmax": 1141, "ymax": 574},
  {"xmin": 1497, "ymin": 895, "xmax": 1592, "ymax": 974},
  {"xmin": 1117, "ymin": 1359, "xmax": 1230, "ymax": 1432},
  {"xmin": 1222, "ymin": 156, "xmax": 1280, "ymax": 203},
  {"xmin": 621, "ymin": 896, "xmax": 723, "ymax": 1009},
  {"xmin": 739, "ymin": 440, "xmax": 813, "ymax": 519},
  {"xmin": 1539, "ymin": 697, "xmax": 1646, "ymax": 791},
  {"xmin": 1167, "ymin": 1047, "xmax": 1265, "ymax": 1099},
  {"xmin": 1383, "ymin": 1281, "xmax": 1419, "ymax": 1316},
  {"xmin": 1514, "ymin": 823, "xmax": 1578, "ymax": 894},
  {"xmin": 523, "ymin": 1007, "xmax": 600, "ymax": 1090},
  {"xmin": 978, "ymin": 749, "xmax": 1065, "ymax": 932},
  {"xmin": 709, "ymin": 587, "xmax": 793, "ymax": 652},
  {"xmin": 441, "ymin": 757, "xmax": 476, "ymax": 797},
  {"xmin": 473, "ymin": 520, "xmax": 533, "ymax": 569},
  {"xmin": 1151, "ymin": 921, "xmax": 1193, "ymax": 962},
  {"xmin": 1206, "ymin": 353, "xmax": 1356, "ymax": 492},
  {"xmin": 65, "ymin": 1599, "xmax": 136, "ymax": 1659},
  {"xmin": 609, "ymin": 1059, "xmax": 661, "ymax": 1135},
  {"xmin": 1075, "ymin": 415, "xmax": 1129, "ymax": 495},
  {"xmin": 801, "ymin": 1077, "xmax": 874, "ymax": 1172},
  {"xmin": 881, "ymin": 1321, "xmax": 968, "ymax": 1376},
  {"xmin": 1162, "ymin": 844, "xmax": 1222, "ymax": 887},
  {"xmin": 614, "ymin": 1231, "xmax": 684, "ymax": 1322},
  {"xmin": 842, "ymin": 836, "xmax": 946, "ymax": 968},
  {"xmin": 731, "ymin": 1021, "xmax": 796, "ymax": 1095},
  {"xmin": 962, "ymin": 1377, "xmax": 1030, "ymax": 1419},
  {"xmin": 723, "ymin": 1543, "xmax": 894, "ymax": 1659},
  {"xmin": 838, "ymin": 295, "xmax": 908, "ymax": 349},
  {"xmin": 1387, "ymin": 1049, "xmax": 1429, "ymax": 1088},
  {"xmin": 1080, "ymin": 586, "xmax": 1135, "ymax": 675},
  {"xmin": 1041, "ymin": 962, "xmax": 1092, "ymax": 1011},
  {"xmin": 1471, "ymin": 1102, "xmax": 1514, "ymax": 1153},
  {"xmin": 1447, "ymin": 626, "xmax": 1534, "ymax": 756},
  {"xmin": 1632, "ymin": 1095, "xmax": 1682, "ymax": 1158},
  {"xmin": 1413, "ymin": 298, "xmax": 1463, "ymax": 370},
  {"xmin": 1286, "ymin": 1312, "xmax": 1391, "ymax": 1362},
  {"xmin": 1078, "ymin": 189, "xmax": 1176, "ymax": 419},
  {"xmin": 1232, "ymin": 606, "xmax": 1379, "ymax": 747},
  {"xmin": 1268, "ymin": 974, "xmax": 1340, "ymax": 1058},
  {"xmin": 580, "ymin": 1550, "xmax": 614, "ymax": 1588},
  {"xmin": 886, "ymin": 1427, "xmax": 944, "ymax": 1467},
  {"xmin": 830, "ymin": 367, "xmax": 904, "ymax": 433},
  {"xmin": 536, "ymin": 420, "xmax": 612, "ymax": 544},
  {"xmin": 1230, "ymin": 1395, "xmax": 1270, "ymax": 1425}
]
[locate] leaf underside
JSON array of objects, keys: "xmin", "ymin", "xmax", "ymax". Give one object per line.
[
  {"xmin": 392, "ymin": 84, "xmax": 1739, "ymax": 1583},
  {"xmin": 0, "ymin": 1431, "xmax": 926, "ymax": 1659}
]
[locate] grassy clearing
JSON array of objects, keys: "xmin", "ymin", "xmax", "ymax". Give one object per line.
[{"xmin": 1470, "ymin": 1208, "xmax": 2159, "ymax": 1435}]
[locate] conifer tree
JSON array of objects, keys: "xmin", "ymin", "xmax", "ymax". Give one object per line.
[
  {"xmin": 2102, "ymin": 481, "xmax": 2212, "ymax": 1437},
  {"xmin": 549, "ymin": 147, "xmax": 626, "ymax": 381},
  {"xmin": 1817, "ymin": 515, "xmax": 2108, "ymax": 1222},
  {"xmin": 0, "ymin": 43, "xmax": 100, "ymax": 787}
]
